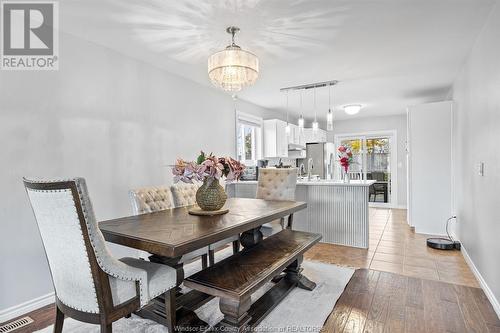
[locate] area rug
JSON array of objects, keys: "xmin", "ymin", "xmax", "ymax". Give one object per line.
[{"xmin": 37, "ymin": 249, "xmax": 353, "ymax": 333}]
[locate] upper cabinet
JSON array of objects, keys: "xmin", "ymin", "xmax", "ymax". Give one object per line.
[
  {"xmin": 287, "ymin": 124, "xmax": 300, "ymax": 145},
  {"xmin": 263, "ymin": 119, "xmax": 288, "ymax": 158}
]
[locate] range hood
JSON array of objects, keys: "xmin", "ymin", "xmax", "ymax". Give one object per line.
[{"xmin": 288, "ymin": 143, "xmax": 306, "ymax": 151}]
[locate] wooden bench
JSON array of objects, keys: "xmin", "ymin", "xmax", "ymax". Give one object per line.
[{"xmin": 184, "ymin": 229, "xmax": 321, "ymax": 331}]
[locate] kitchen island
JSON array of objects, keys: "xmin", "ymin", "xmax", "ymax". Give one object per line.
[{"xmin": 226, "ymin": 180, "xmax": 376, "ymax": 249}]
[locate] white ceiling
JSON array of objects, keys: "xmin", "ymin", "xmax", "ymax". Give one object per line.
[{"xmin": 61, "ymin": 0, "xmax": 495, "ymax": 122}]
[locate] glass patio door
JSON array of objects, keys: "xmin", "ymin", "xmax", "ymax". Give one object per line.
[{"xmin": 336, "ymin": 133, "xmax": 395, "ymax": 207}]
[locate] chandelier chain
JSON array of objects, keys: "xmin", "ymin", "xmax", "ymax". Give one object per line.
[
  {"xmin": 286, "ymin": 91, "xmax": 289, "ymax": 124},
  {"xmin": 314, "ymin": 88, "xmax": 317, "ymax": 121}
]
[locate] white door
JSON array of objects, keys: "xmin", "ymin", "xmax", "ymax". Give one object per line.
[{"xmin": 407, "ymin": 101, "xmax": 452, "ymax": 234}]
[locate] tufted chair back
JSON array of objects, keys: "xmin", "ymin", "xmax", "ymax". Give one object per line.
[
  {"xmin": 170, "ymin": 183, "xmax": 200, "ymax": 207},
  {"xmin": 129, "ymin": 186, "xmax": 174, "ymax": 215},
  {"xmin": 256, "ymin": 168, "xmax": 297, "ymax": 201}
]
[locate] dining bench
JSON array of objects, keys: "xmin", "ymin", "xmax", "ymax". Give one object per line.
[{"xmin": 184, "ymin": 229, "xmax": 321, "ymax": 331}]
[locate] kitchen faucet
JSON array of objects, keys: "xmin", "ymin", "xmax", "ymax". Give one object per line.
[
  {"xmin": 328, "ymin": 153, "xmax": 334, "ymax": 180},
  {"xmin": 307, "ymin": 158, "xmax": 314, "ymax": 181},
  {"xmin": 299, "ymin": 163, "xmax": 305, "ymax": 176}
]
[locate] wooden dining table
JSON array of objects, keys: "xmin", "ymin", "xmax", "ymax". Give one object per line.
[{"xmin": 99, "ymin": 198, "xmax": 309, "ymax": 331}]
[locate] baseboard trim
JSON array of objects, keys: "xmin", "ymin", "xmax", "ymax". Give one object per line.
[
  {"xmin": 414, "ymin": 228, "xmax": 448, "ymax": 237},
  {"xmin": 0, "ymin": 292, "xmax": 55, "ymax": 323},
  {"xmin": 461, "ymin": 245, "xmax": 500, "ymax": 319}
]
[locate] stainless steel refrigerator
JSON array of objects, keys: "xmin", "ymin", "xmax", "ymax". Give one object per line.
[{"xmin": 303, "ymin": 142, "xmax": 336, "ymax": 179}]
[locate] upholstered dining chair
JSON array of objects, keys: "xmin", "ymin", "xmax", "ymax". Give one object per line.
[
  {"xmin": 129, "ymin": 185, "xmax": 209, "ymax": 269},
  {"xmin": 256, "ymin": 168, "xmax": 298, "ymax": 236},
  {"xmin": 24, "ymin": 178, "xmax": 177, "ymax": 333},
  {"xmin": 170, "ymin": 183, "xmax": 240, "ymax": 266}
]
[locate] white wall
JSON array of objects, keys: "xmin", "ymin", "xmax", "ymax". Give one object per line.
[
  {"xmin": 327, "ymin": 114, "xmax": 408, "ymax": 207},
  {"xmin": 451, "ymin": 1, "xmax": 500, "ymax": 310},
  {"xmin": 0, "ymin": 32, "xmax": 277, "ymax": 314}
]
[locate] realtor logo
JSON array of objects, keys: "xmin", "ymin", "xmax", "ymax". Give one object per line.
[{"xmin": 1, "ymin": 1, "xmax": 58, "ymax": 70}]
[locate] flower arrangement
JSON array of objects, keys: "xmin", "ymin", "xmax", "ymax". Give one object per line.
[
  {"xmin": 172, "ymin": 151, "xmax": 245, "ymax": 184},
  {"xmin": 337, "ymin": 145, "xmax": 353, "ymax": 173}
]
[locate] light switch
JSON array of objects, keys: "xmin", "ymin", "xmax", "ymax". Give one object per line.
[{"xmin": 477, "ymin": 162, "xmax": 484, "ymax": 176}]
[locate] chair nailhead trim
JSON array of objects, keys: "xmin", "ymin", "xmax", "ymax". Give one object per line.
[{"xmin": 75, "ymin": 180, "xmax": 148, "ymax": 307}]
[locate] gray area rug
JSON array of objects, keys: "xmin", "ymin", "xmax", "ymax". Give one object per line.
[{"xmin": 37, "ymin": 248, "xmax": 353, "ymax": 332}]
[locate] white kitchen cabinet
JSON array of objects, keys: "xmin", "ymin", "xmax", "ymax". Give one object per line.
[
  {"xmin": 263, "ymin": 119, "xmax": 288, "ymax": 158},
  {"xmin": 288, "ymin": 124, "xmax": 299, "ymax": 145}
]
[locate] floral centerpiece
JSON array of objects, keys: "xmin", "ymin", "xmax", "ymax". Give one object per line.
[
  {"xmin": 172, "ymin": 151, "xmax": 245, "ymax": 211},
  {"xmin": 337, "ymin": 145, "xmax": 353, "ymax": 182}
]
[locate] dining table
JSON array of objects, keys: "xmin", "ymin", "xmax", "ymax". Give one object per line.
[{"xmin": 99, "ymin": 197, "xmax": 309, "ymax": 331}]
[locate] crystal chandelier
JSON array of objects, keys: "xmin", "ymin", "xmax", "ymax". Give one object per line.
[{"xmin": 208, "ymin": 26, "xmax": 259, "ymax": 92}]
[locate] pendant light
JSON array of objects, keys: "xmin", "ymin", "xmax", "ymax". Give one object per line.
[
  {"xmin": 312, "ymin": 87, "xmax": 319, "ymax": 134},
  {"xmin": 208, "ymin": 26, "xmax": 259, "ymax": 92},
  {"xmin": 285, "ymin": 91, "xmax": 291, "ymax": 137},
  {"xmin": 298, "ymin": 90, "xmax": 304, "ymax": 130},
  {"xmin": 327, "ymin": 84, "xmax": 333, "ymax": 131}
]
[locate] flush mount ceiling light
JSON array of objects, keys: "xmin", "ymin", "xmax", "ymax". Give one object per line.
[
  {"xmin": 344, "ymin": 104, "xmax": 362, "ymax": 115},
  {"xmin": 208, "ymin": 26, "xmax": 259, "ymax": 92}
]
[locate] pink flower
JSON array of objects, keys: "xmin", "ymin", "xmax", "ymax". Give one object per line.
[
  {"xmin": 338, "ymin": 145, "xmax": 346, "ymax": 152},
  {"xmin": 172, "ymin": 153, "xmax": 246, "ymax": 184}
]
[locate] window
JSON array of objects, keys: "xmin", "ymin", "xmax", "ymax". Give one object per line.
[
  {"xmin": 236, "ymin": 111, "xmax": 262, "ymax": 165},
  {"xmin": 335, "ymin": 131, "xmax": 397, "ymax": 207}
]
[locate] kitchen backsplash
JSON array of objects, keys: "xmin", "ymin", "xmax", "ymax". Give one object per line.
[{"xmin": 266, "ymin": 158, "xmax": 297, "ymax": 168}]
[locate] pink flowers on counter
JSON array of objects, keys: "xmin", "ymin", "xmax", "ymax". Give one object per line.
[{"xmin": 337, "ymin": 145, "xmax": 353, "ymax": 172}]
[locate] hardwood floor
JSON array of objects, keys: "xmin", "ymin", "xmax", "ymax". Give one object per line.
[
  {"xmin": 3, "ymin": 208, "xmax": 498, "ymax": 333},
  {"xmin": 323, "ymin": 269, "xmax": 500, "ymax": 333}
]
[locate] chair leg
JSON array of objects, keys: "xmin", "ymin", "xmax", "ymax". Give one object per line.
[
  {"xmin": 232, "ymin": 240, "xmax": 240, "ymax": 254},
  {"xmin": 287, "ymin": 214, "xmax": 294, "ymax": 230},
  {"xmin": 100, "ymin": 323, "xmax": 112, "ymax": 333},
  {"xmin": 53, "ymin": 306, "xmax": 64, "ymax": 333},
  {"xmin": 208, "ymin": 249, "xmax": 215, "ymax": 266},
  {"xmin": 165, "ymin": 289, "xmax": 176, "ymax": 333},
  {"xmin": 201, "ymin": 253, "xmax": 208, "ymax": 269}
]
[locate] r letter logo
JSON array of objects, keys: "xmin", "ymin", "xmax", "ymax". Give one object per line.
[{"xmin": 1, "ymin": 1, "xmax": 59, "ymax": 70}]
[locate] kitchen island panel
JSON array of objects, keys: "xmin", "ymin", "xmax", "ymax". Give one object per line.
[{"xmin": 227, "ymin": 180, "xmax": 374, "ymax": 249}]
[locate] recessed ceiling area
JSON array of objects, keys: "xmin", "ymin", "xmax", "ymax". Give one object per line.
[{"xmin": 61, "ymin": 0, "xmax": 495, "ymax": 121}]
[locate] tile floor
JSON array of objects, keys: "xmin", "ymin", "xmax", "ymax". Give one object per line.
[{"xmin": 304, "ymin": 207, "xmax": 479, "ymax": 287}]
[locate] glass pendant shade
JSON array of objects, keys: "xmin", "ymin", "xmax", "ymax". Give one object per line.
[
  {"xmin": 298, "ymin": 115, "xmax": 304, "ymax": 129},
  {"xmin": 208, "ymin": 44, "xmax": 259, "ymax": 92},
  {"xmin": 285, "ymin": 123, "xmax": 291, "ymax": 136},
  {"xmin": 312, "ymin": 121, "xmax": 319, "ymax": 132},
  {"xmin": 327, "ymin": 109, "xmax": 333, "ymax": 131}
]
